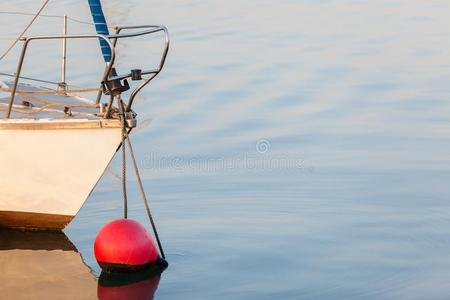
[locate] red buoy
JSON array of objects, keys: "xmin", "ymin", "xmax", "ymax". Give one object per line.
[{"xmin": 94, "ymin": 219, "xmax": 159, "ymax": 272}]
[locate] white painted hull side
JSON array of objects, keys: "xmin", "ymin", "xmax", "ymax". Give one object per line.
[{"xmin": 0, "ymin": 125, "xmax": 122, "ymax": 228}]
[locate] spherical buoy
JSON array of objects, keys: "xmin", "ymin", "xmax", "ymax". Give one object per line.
[{"xmin": 94, "ymin": 219, "xmax": 159, "ymax": 272}]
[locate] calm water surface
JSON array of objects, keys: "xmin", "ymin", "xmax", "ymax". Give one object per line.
[{"xmin": 2, "ymin": 0, "xmax": 450, "ymax": 299}]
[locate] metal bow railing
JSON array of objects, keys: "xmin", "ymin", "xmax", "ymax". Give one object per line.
[{"xmin": 3, "ymin": 24, "xmax": 170, "ymax": 119}]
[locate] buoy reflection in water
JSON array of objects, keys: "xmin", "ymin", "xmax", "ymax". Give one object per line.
[{"xmin": 97, "ymin": 263, "xmax": 167, "ymax": 300}]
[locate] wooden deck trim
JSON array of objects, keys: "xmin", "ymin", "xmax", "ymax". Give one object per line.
[{"xmin": 0, "ymin": 119, "xmax": 121, "ymax": 130}]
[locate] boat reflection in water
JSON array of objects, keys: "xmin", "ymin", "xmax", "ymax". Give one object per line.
[
  {"xmin": 0, "ymin": 229, "xmax": 166, "ymax": 300},
  {"xmin": 0, "ymin": 228, "xmax": 97, "ymax": 299}
]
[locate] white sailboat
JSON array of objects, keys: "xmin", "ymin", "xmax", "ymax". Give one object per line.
[{"xmin": 0, "ymin": 1, "xmax": 169, "ymax": 230}]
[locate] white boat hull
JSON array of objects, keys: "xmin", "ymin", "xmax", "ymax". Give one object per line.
[{"xmin": 0, "ymin": 120, "xmax": 122, "ymax": 230}]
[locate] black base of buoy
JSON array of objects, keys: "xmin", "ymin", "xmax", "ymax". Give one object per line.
[{"xmin": 98, "ymin": 257, "xmax": 168, "ymax": 274}]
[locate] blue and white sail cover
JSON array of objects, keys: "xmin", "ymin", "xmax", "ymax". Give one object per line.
[{"xmin": 87, "ymin": 0, "xmax": 112, "ymax": 62}]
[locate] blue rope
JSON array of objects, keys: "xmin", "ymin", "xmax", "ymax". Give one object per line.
[{"xmin": 87, "ymin": 0, "xmax": 112, "ymax": 62}]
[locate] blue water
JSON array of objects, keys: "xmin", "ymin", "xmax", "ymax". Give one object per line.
[{"xmin": 2, "ymin": 0, "xmax": 450, "ymax": 299}]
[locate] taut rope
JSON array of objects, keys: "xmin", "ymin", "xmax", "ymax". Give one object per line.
[{"xmin": 116, "ymin": 95, "xmax": 166, "ymax": 259}]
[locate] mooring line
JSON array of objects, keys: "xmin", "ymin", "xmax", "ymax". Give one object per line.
[
  {"xmin": 118, "ymin": 97, "xmax": 128, "ymax": 219},
  {"xmin": 117, "ymin": 96, "xmax": 165, "ymax": 258},
  {"xmin": 125, "ymin": 134, "xmax": 166, "ymax": 259}
]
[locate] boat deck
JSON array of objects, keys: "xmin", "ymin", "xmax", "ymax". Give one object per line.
[
  {"xmin": 0, "ymin": 81, "xmax": 122, "ymax": 129},
  {"xmin": 0, "ymin": 81, "xmax": 104, "ymax": 120}
]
